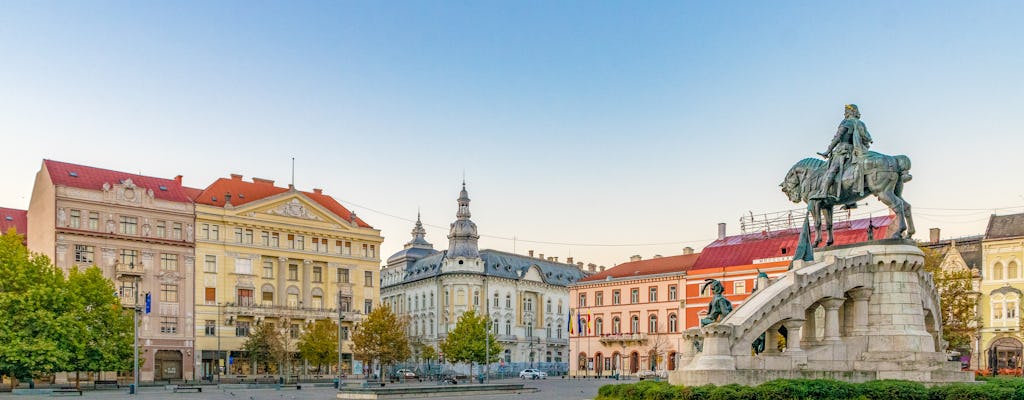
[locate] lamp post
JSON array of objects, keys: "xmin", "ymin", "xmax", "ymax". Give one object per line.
[
  {"xmin": 216, "ymin": 302, "xmax": 222, "ymax": 382},
  {"xmin": 484, "ymin": 318, "xmax": 491, "ymax": 383},
  {"xmin": 337, "ymin": 295, "xmax": 345, "ymax": 389},
  {"xmin": 130, "ymin": 261, "xmax": 140, "ymax": 396}
]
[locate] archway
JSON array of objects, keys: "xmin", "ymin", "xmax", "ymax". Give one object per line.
[
  {"xmin": 594, "ymin": 352, "xmax": 603, "ymax": 375},
  {"xmin": 629, "ymin": 351, "xmax": 639, "ymax": 374},
  {"xmin": 667, "ymin": 351, "xmax": 677, "ymax": 370},
  {"xmin": 989, "ymin": 337, "xmax": 1023, "ymax": 374},
  {"xmin": 611, "ymin": 351, "xmax": 620, "ymax": 373}
]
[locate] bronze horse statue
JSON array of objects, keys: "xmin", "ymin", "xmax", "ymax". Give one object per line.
[{"xmin": 781, "ymin": 151, "xmax": 914, "ymax": 247}]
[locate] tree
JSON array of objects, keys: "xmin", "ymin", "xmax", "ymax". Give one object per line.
[
  {"xmin": 921, "ymin": 246, "xmax": 981, "ymax": 353},
  {"xmin": 438, "ymin": 309, "xmax": 500, "ymax": 376},
  {"xmin": 350, "ymin": 304, "xmax": 409, "ymax": 378},
  {"xmin": 645, "ymin": 334, "xmax": 671, "ymax": 371},
  {"xmin": 0, "ymin": 230, "xmax": 77, "ymax": 386},
  {"xmin": 298, "ymin": 320, "xmax": 338, "ymax": 373},
  {"xmin": 65, "ymin": 266, "xmax": 133, "ymax": 387},
  {"xmin": 241, "ymin": 322, "xmax": 285, "ymax": 373}
]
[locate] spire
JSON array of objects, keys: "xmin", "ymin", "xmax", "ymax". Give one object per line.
[
  {"xmin": 448, "ymin": 182, "xmax": 480, "ymax": 258},
  {"xmin": 405, "ymin": 211, "xmax": 432, "ymax": 249}
]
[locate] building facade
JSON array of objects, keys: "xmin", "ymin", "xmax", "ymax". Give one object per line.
[
  {"xmin": 0, "ymin": 207, "xmax": 27, "ymax": 239},
  {"xmin": 380, "ymin": 184, "xmax": 585, "ymax": 372},
  {"xmin": 27, "ymin": 159, "xmax": 196, "ymax": 382},
  {"xmin": 568, "ymin": 251, "xmax": 699, "ymax": 377},
  {"xmin": 190, "ymin": 174, "xmax": 382, "ymax": 378},
  {"xmin": 978, "ymin": 213, "xmax": 1024, "ymax": 374}
]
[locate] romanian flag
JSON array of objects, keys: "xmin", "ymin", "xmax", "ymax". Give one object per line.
[
  {"xmin": 587, "ymin": 309, "xmax": 593, "ymax": 334},
  {"xmin": 567, "ymin": 309, "xmax": 574, "ymax": 335}
]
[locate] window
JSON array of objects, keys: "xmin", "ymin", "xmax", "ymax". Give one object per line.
[
  {"xmin": 313, "ymin": 266, "xmax": 322, "ymax": 283},
  {"xmin": 160, "ymin": 253, "xmax": 177, "ymax": 271},
  {"xmin": 361, "ymin": 244, "xmax": 369, "ymax": 257},
  {"xmin": 74, "ymin": 245, "xmax": 94, "ymax": 263},
  {"xmin": 337, "ymin": 268, "xmax": 350, "ymax": 283},
  {"xmin": 494, "ymin": 293, "xmax": 500, "ymax": 308},
  {"xmin": 290, "ymin": 324, "xmax": 300, "ymax": 339},
  {"xmin": 210, "ymin": 225, "xmax": 219, "ymax": 240},
  {"xmin": 202, "ymin": 224, "xmax": 210, "ymax": 239},
  {"xmin": 595, "ymin": 291, "xmax": 604, "ymax": 306},
  {"xmin": 88, "ymin": 212, "xmax": 99, "ymax": 230},
  {"xmin": 160, "ymin": 284, "xmax": 178, "ymax": 302},
  {"xmin": 262, "ymin": 261, "xmax": 274, "ymax": 278},
  {"xmin": 237, "ymin": 288, "xmax": 254, "ymax": 306},
  {"xmin": 524, "ymin": 298, "xmax": 532, "ymax": 311},
  {"xmin": 430, "ymin": 292, "xmax": 435, "ymax": 307},
  {"xmin": 338, "ymin": 295, "xmax": 352, "ymax": 312},
  {"xmin": 631, "ymin": 315, "xmax": 640, "ymax": 333},
  {"xmin": 668, "ymin": 285, "xmax": 677, "ymax": 301},
  {"xmin": 558, "ymin": 300, "xmax": 563, "ymax": 314},
  {"xmin": 649, "ymin": 287, "xmax": 657, "ymax": 302},
  {"xmin": 613, "ymin": 290, "xmax": 621, "ymax": 305},
  {"xmin": 205, "ymin": 287, "xmax": 216, "ymax": 305},
  {"xmin": 612, "ymin": 317, "xmax": 621, "ymax": 334},
  {"xmin": 340, "ymin": 326, "xmax": 349, "ymax": 340},
  {"xmin": 204, "ymin": 320, "xmax": 216, "ymax": 336},
  {"xmin": 648, "ymin": 315, "xmax": 658, "ymax": 333},
  {"xmin": 156, "ymin": 221, "xmax": 166, "ymax": 237},
  {"xmin": 579, "ymin": 293, "xmax": 587, "ymax": 307},
  {"xmin": 160, "ymin": 317, "xmax": 177, "ymax": 334},
  {"xmin": 69, "ymin": 209, "xmax": 80, "ymax": 228},
  {"xmin": 364, "ymin": 300, "xmax": 372, "ymax": 314},
  {"xmin": 630, "ymin": 289, "xmax": 639, "ymax": 304},
  {"xmin": 261, "ymin": 290, "xmax": 273, "ymax": 305},
  {"xmin": 669, "ymin": 314, "xmax": 678, "ymax": 332},
  {"xmin": 341, "ymin": 241, "xmax": 352, "ymax": 255},
  {"xmin": 1011, "ymin": 262, "xmax": 1020, "ymax": 280},
  {"xmin": 369, "ymin": 245, "xmax": 376, "ymax": 258},
  {"xmin": 295, "ymin": 235, "xmax": 305, "ymax": 250},
  {"xmin": 365, "ymin": 271, "xmax": 373, "ymax": 287},
  {"xmin": 204, "ymin": 255, "xmax": 217, "ymax": 273},
  {"xmin": 261, "ymin": 231, "xmax": 270, "ymax": 246},
  {"xmin": 236, "ymin": 321, "xmax": 250, "ymax": 337},
  {"xmin": 505, "ymin": 320, "xmax": 512, "ymax": 335},
  {"xmin": 120, "ymin": 216, "xmax": 138, "ymax": 235},
  {"xmin": 312, "ymin": 237, "xmax": 322, "ymax": 252},
  {"xmin": 243, "ymin": 229, "xmax": 253, "ymax": 244},
  {"xmin": 446, "ymin": 291, "xmax": 451, "ymax": 307},
  {"xmin": 994, "ymin": 262, "xmax": 1004, "ymax": 280},
  {"xmin": 235, "ymin": 258, "xmax": 252, "ymax": 274},
  {"xmin": 234, "ymin": 228, "xmax": 243, "ymax": 243},
  {"xmin": 120, "ymin": 249, "xmax": 138, "ymax": 266},
  {"xmin": 734, "ymin": 281, "xmax": 746, "ymax": 294},
  {"xmin": 172, "ymin": 222, "xmax": 183, "ymax": 240},
  {"xmin": 547, "ymin": 299, "xmax": 552, "ymax": 312},
  {"xmin": 526, "ymin": 322, "xmax": 533, "ymax": 337},
  {"xmin": 473, "ymin": 291, "xmax": 480, "ymax": 307},
  {"xmin": 505, "ymin": 295, "xmax": 511, "ymax": 308},
  {"xmin": 270, "ymin": 232, "xmax": 279, "ymax": 247},
  {"xmin": 596, "ymin": 318, "xmax": 604, "ymax": 335},
  {"xmin": 288, "ymin": 265, "xmax": 299, "ymax": 280}
]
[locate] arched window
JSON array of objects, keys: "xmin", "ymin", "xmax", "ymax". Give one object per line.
[
  {"xmin": 547, "ymin": 299, "xmax": 552, "ymax": 313},
  {"xmin": 505, "ymin": 320, "xmax": 512, "ymax": 335},
  {"xmin": 524, "ymin": 298, "xmax": 533, "ymax": 311},
  {"xmin": 993, "ymin": 294, "xmax": 1006, "ymax": 320},
  {"xmin": 668, "ymin": 314, "xmax": 678, "ymax": 332},
  {"xmin": 493, "ymin": 292, "xmax": 499, "ymax": 308},
  {"xmin": 473, "ymin": 290, "xmax": 480, "ymax": 307},
  {"xmin": 506, "ymin": 294, "xmax": 512, "ymax": 308},
  {"xmin": 546, "ymin": 323, "xmax": 552, "ymax": 338},
  {"xmin": 648, "ymin": 315, "xmax": 658, "ymax": 333},
  {"xmin": 558, "ymin": 300, "xmax": 563, "ymax": 314},
  {"xmin": 995, "ymin": 262, "xmax": 1005, "ymax": 280},
  {"xmin": 631, "ymin": 315, "xmax": 640, "ymax": 333},
  {"xmin": 612, "ymin": 316, "xmax": 621, "ymax": 334},
  {"xmin": 527, "ymin": 322, "xmax": 533, "ymax": 338},
  {"xmin": 493, "ymin": 318, "xmax": 499, "ymax": 334},
  {"xmin": 1010, "ymin": 261, "xmax": 1020, "ymax": 281},
  {"xmin": 430, "ymin": 292, "xmax": 434, "ymax": 307},
  {"xmin": 596, "ymin": 318, "xmax": 604, "ymax": 335}
]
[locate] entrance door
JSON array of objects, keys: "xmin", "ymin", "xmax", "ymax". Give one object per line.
[
  {"xmin": 990, "ymin": 337, "xmax": 1023, "ymax": 373},
  {"xmin": 154, "ymin": 350, "xmax": 183, "ymax": 380},
  {"xmin": 629, "ymin": 352, "xmax": 639, "ymax": 374}
]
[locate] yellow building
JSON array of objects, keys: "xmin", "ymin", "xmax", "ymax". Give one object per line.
[
  {"xmin": 979, "ymin": 213, "xmax": 1024, "ymax": 373},
  {"xmin": 190, "ymin": 174, "xmax": 383, "ymax": 379}
]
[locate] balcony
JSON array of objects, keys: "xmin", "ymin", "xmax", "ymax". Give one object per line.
[
  {"xmin": 222, "ymin": 302, "xmax": 362, "ymax": 321},
  {"xmin": 114, "ymin": 262, "xmax": 144, "ymax": 277},
  {"xmin": 598, "ymin": 333, "xmax": 648, "ymax": 344}
]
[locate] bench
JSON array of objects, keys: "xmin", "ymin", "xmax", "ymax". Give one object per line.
[
  {"xmin": 52, "ymin": 387, "xmax": 83, "ymax": 396},
  {"xmin": 173, "ymin": 385, "xmax": 202, "ymax": 393},
  {"xmin": 94, "ymin": 380, "xmax": 120, "ymax": 389},
  {"xmin": 277, "ymin": 384, "xmax": 302, "ymax": 390}
]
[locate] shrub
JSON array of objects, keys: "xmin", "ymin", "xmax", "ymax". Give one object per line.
[{"xmin": 858, "ymin": 379, "xmax": 928, "ymax": 400}]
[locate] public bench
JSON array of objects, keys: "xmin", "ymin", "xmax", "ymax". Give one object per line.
[
  {"xmin": 52, "ymin": 387, "xmax": 83, "ymax": 396},
  {"xmin": 277, "ymin": 384, "xmax": 302, "ymax": 390},
  {"xmin": 173, "ymin": 385, "xmax": 202, "ymax": 393},
  {"xmin": 94, "ymin": 380, "xmax": 120, "ymax": 389}
]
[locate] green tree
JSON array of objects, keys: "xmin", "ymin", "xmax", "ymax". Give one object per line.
[
  {"xmin": 0, "ymin": 230, "xmax": 77, "ymax": 386},
  {"xmin": 298, "ymin": 320, "xmax": 338, "ymax": 373},
  {"xmin": 921, "ymin": 246, "xmax": 981, "ymax": 352},
  {"xmin": 241, "ymin": 322, "xmax": 285, "ymax": 373},
  {"xmin": 350, "ymin": 304, "xmax": 409, "ymax": 378},
  {"xmin": 65, "ymin": 266, "xmax": 133, "ymax": 387},
  {"xmin": 438, "ymin": 309, "xmax": 500, "ymax": 376}
]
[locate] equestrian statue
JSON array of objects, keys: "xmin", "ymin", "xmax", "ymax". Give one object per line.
[{"xmin": 780, "ymin": 104, "xmax": 915, "ymax": 248}]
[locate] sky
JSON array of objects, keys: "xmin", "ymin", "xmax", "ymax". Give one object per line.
[{"xmin": 2, "ymin": 1, "xmax": 1023, "ymax": 268}]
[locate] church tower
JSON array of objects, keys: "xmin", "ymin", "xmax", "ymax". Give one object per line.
[{"xmin": 447, "ymin": 182, "xmax": 480, "ymax": 259}]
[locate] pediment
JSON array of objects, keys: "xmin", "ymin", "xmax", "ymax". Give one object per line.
[
  {"xmin": 522, "ymin": 265, "xmax": 544, "ymax": 282},
  {"xmin": 240, "ymin": 193, "xmax": 350, "ymax": 227}
]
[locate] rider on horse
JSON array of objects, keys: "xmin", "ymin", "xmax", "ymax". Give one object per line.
[{"xmin": 813, "ymin": 104, "xmax": 873, "ymax": 202}]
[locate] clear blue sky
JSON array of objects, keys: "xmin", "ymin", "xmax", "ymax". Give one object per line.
[{"xmin": 2, "ymin": 1, "xmax": 1022, "ymax": 267}]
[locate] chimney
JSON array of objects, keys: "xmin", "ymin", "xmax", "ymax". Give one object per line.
[
  {"xmin": 599, "ymin": 266, "xmax": 606, "ymax": 272},
  {"xmin": 553, "ymin": 257, "xmax": 559, "ymax": 263},
  {"xmin": 577, "ymin": 262, "xmax": 584, "ymax": 269},
  {"xmin": 683, "ymin": 247, "xmax": 694, "ymax": 255},
  {"xmin": 174, "ymin": 175, "xmax": 183, "ymax": 184},
  {"xmin": 288, "ymin": 184, "xmax": 295, "ymax": 190},
  {"xmin": 313, "ymin": 188, "xmax": 323, "ymax": 195},
  {"xmin": 528, "ymin": 250, "xmax": 534, "ymax": 257},
  {"xmin": 630, "ymin": 255, "xmax": 642, "ymax": 262},
  {"xmin": 718, "ymin": 223, "xmax": 727, "ymax": 240},
  {"xmin": 591, "ymin": 265, "xmax": 599, "ymax": 272},
  {"xmin": 929, "ymin": 228, "xmax": 941, "ymax": 243},
  {"xmin": 567, "ymin": 257, "xmax": 574, "ymax": 265},
  {"xmin": 653, "ymin": 254, "xmax": 663, "ymax": 259},
  {"xmin": 230, "ymin": 173, "xmax": 243, "ymax": 181},
  {"xmin": 587, "ymin": 263, "xmax": 597, "ymax": 271},
  {"xmin": 253, "ymin": 177, "xmax": 275, "ymax": 186},
  {"xmin": 539, "ymin": 253, "xmax": 545, "ymax": 260}
]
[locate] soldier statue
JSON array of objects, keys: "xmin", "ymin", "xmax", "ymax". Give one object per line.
[{"xmin": 813, "ymin": 104, "xmax": 873, "ymax": 201}]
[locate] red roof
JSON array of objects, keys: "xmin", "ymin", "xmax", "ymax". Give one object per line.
[
  {"xmin": 43, "ymin": 159, "xmax": 191, "ymax": 203},
  {"xmin": 579, "ymin": 253, "xmax": 700, "ymax": 282},
  {"xmin": 692, "ymin": 214, "xmax": 895, "ymax": 269},
  {"xmin": 193, "ymin": 175, "xmax": 372, "ymax": 228},
  {"xmin": 0, "ymin": 207, "xmax": 27, "ymax": 236}
]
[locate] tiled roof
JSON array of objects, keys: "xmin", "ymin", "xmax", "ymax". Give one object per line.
[
  {"xmin": 44, "ymin": 159, "xmax": 191, "ymax": 203},
  {"xmin": 921, "ymin": 235, "xmax": 984, "ymax": 270},
  {"xmin": 0, "ymin": 207, "xmax": 27, "ymax": 236},
  {"xmin": 985, "ymin": 213, "xmax": 1024, "ymax": 240},
  {"xmin": 578, "ymin": 253, "xmax": 700, "ymax": 282},
  {"xmin": 183, "ymin": 186, "xmax": 205, "ymax": 201},
  {"xmin": 693, "ymin": 215, "xmax": 895, "ymax": 269},
  {"xmin": 400, "ymin": 249, "xmax": 586, "ymax": 287},
  {"xmin": 194, "ymin": 176, "xmax": 371, "ymax": 228}
]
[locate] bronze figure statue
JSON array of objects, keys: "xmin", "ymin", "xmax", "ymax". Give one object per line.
[
  {"xmin": 813, "ymin": 104, "xmax": 873, "ymax": 201},
  {"xmin": 700, "ymin": 279, "xmax": 734, "ymax": 327}
]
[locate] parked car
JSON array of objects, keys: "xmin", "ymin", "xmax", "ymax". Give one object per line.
[
  {"xmin": 519, "ymin": 369, "xmax": 547, "ymax": 379},
  {"xmin": 395, "ymin": 369, "xmax": 418, "ymax": 379}
]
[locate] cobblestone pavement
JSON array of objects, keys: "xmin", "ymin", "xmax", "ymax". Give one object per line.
[{"xmin": 0, "ymin": 377, "xmax": 615, "ymax": 400}]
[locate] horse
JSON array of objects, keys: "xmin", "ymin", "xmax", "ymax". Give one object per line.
[{"xmin": 780, "ymin": 151, "xmax": 914, "ymax": 247}]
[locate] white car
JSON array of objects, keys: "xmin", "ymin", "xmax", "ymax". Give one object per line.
[{"xmin": 519, "ymin": 369, "xmax": 547, "ymax": 379}]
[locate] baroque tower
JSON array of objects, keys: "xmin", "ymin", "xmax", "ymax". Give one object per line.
[{"xmin": 447, "ymin": 182, "xmax": 480, "ymax": 258}]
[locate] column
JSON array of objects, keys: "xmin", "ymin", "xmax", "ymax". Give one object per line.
[
  {"xmin": 847, "ymin": 288, "xmax": 873, "ymax": 335},
  {"xmin": 802, "ymin": 307, "xmax": 817, "ymax": 345},
  {"xmin": 764, "ymin": 325, "xmax": 781, "ymax": 354},
  {"xmin": 277, "ymin": 257, "xmax": 288, "ymax": 307},
  {"xmin": 822, "ymin": 297, "xmax": 845, "ymax": 341},
  {"xmin": 782, "ymin": 319, "xmax": 805, "ymax": 352},
  {"xmin": 302, "ymin": 259, "xmax": 313, "ymax": 306}
]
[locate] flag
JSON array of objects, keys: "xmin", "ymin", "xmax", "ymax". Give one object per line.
[
  {"xmin": 567, "ymin": 309, "xmax": 574, "ymax": 335},
  {"xmin": 587, "ymin": 309, "xmax": 593, "ymax": 334},
  {"xmin": 577, "ymin": 311, "xmax": 584, "ymax": 335}
]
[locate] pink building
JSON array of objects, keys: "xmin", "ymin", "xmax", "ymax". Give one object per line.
[{"xmin": 568, "ymin": 250, "xmax": 699, "ymax": 377}]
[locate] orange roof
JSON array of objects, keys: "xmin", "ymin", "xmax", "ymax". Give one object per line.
[
  {"xmin": 579, "ymin": 253, "xmax": 700, "ymax": 282},
  {"xmin": 44, "ymin": 159, "xmax": 191, "ymax": 203},
  {"xmin": 193, "ymin": 175, "xmax": 371, "ymax": 228},
  {"xmin": 0, "ymin": 207, "xmax": 27, "ymax": 236}
]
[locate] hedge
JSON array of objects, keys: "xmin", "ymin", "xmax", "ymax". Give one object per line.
[{"xmin": 594, "ymin": 378, "xmax": 1024, "ymax": 400}]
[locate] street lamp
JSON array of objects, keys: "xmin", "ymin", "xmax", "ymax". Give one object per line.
[
  {"xmin": 337, "ymin": 295, "xmax": 345, "ymax": 389},
  {"xmin": 216, "ymin": 302, "xmax": 222, "ymax": 382},
  {"xmin": 130, "ymin": 261, "xmax": 140, "ymax": 396}
]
